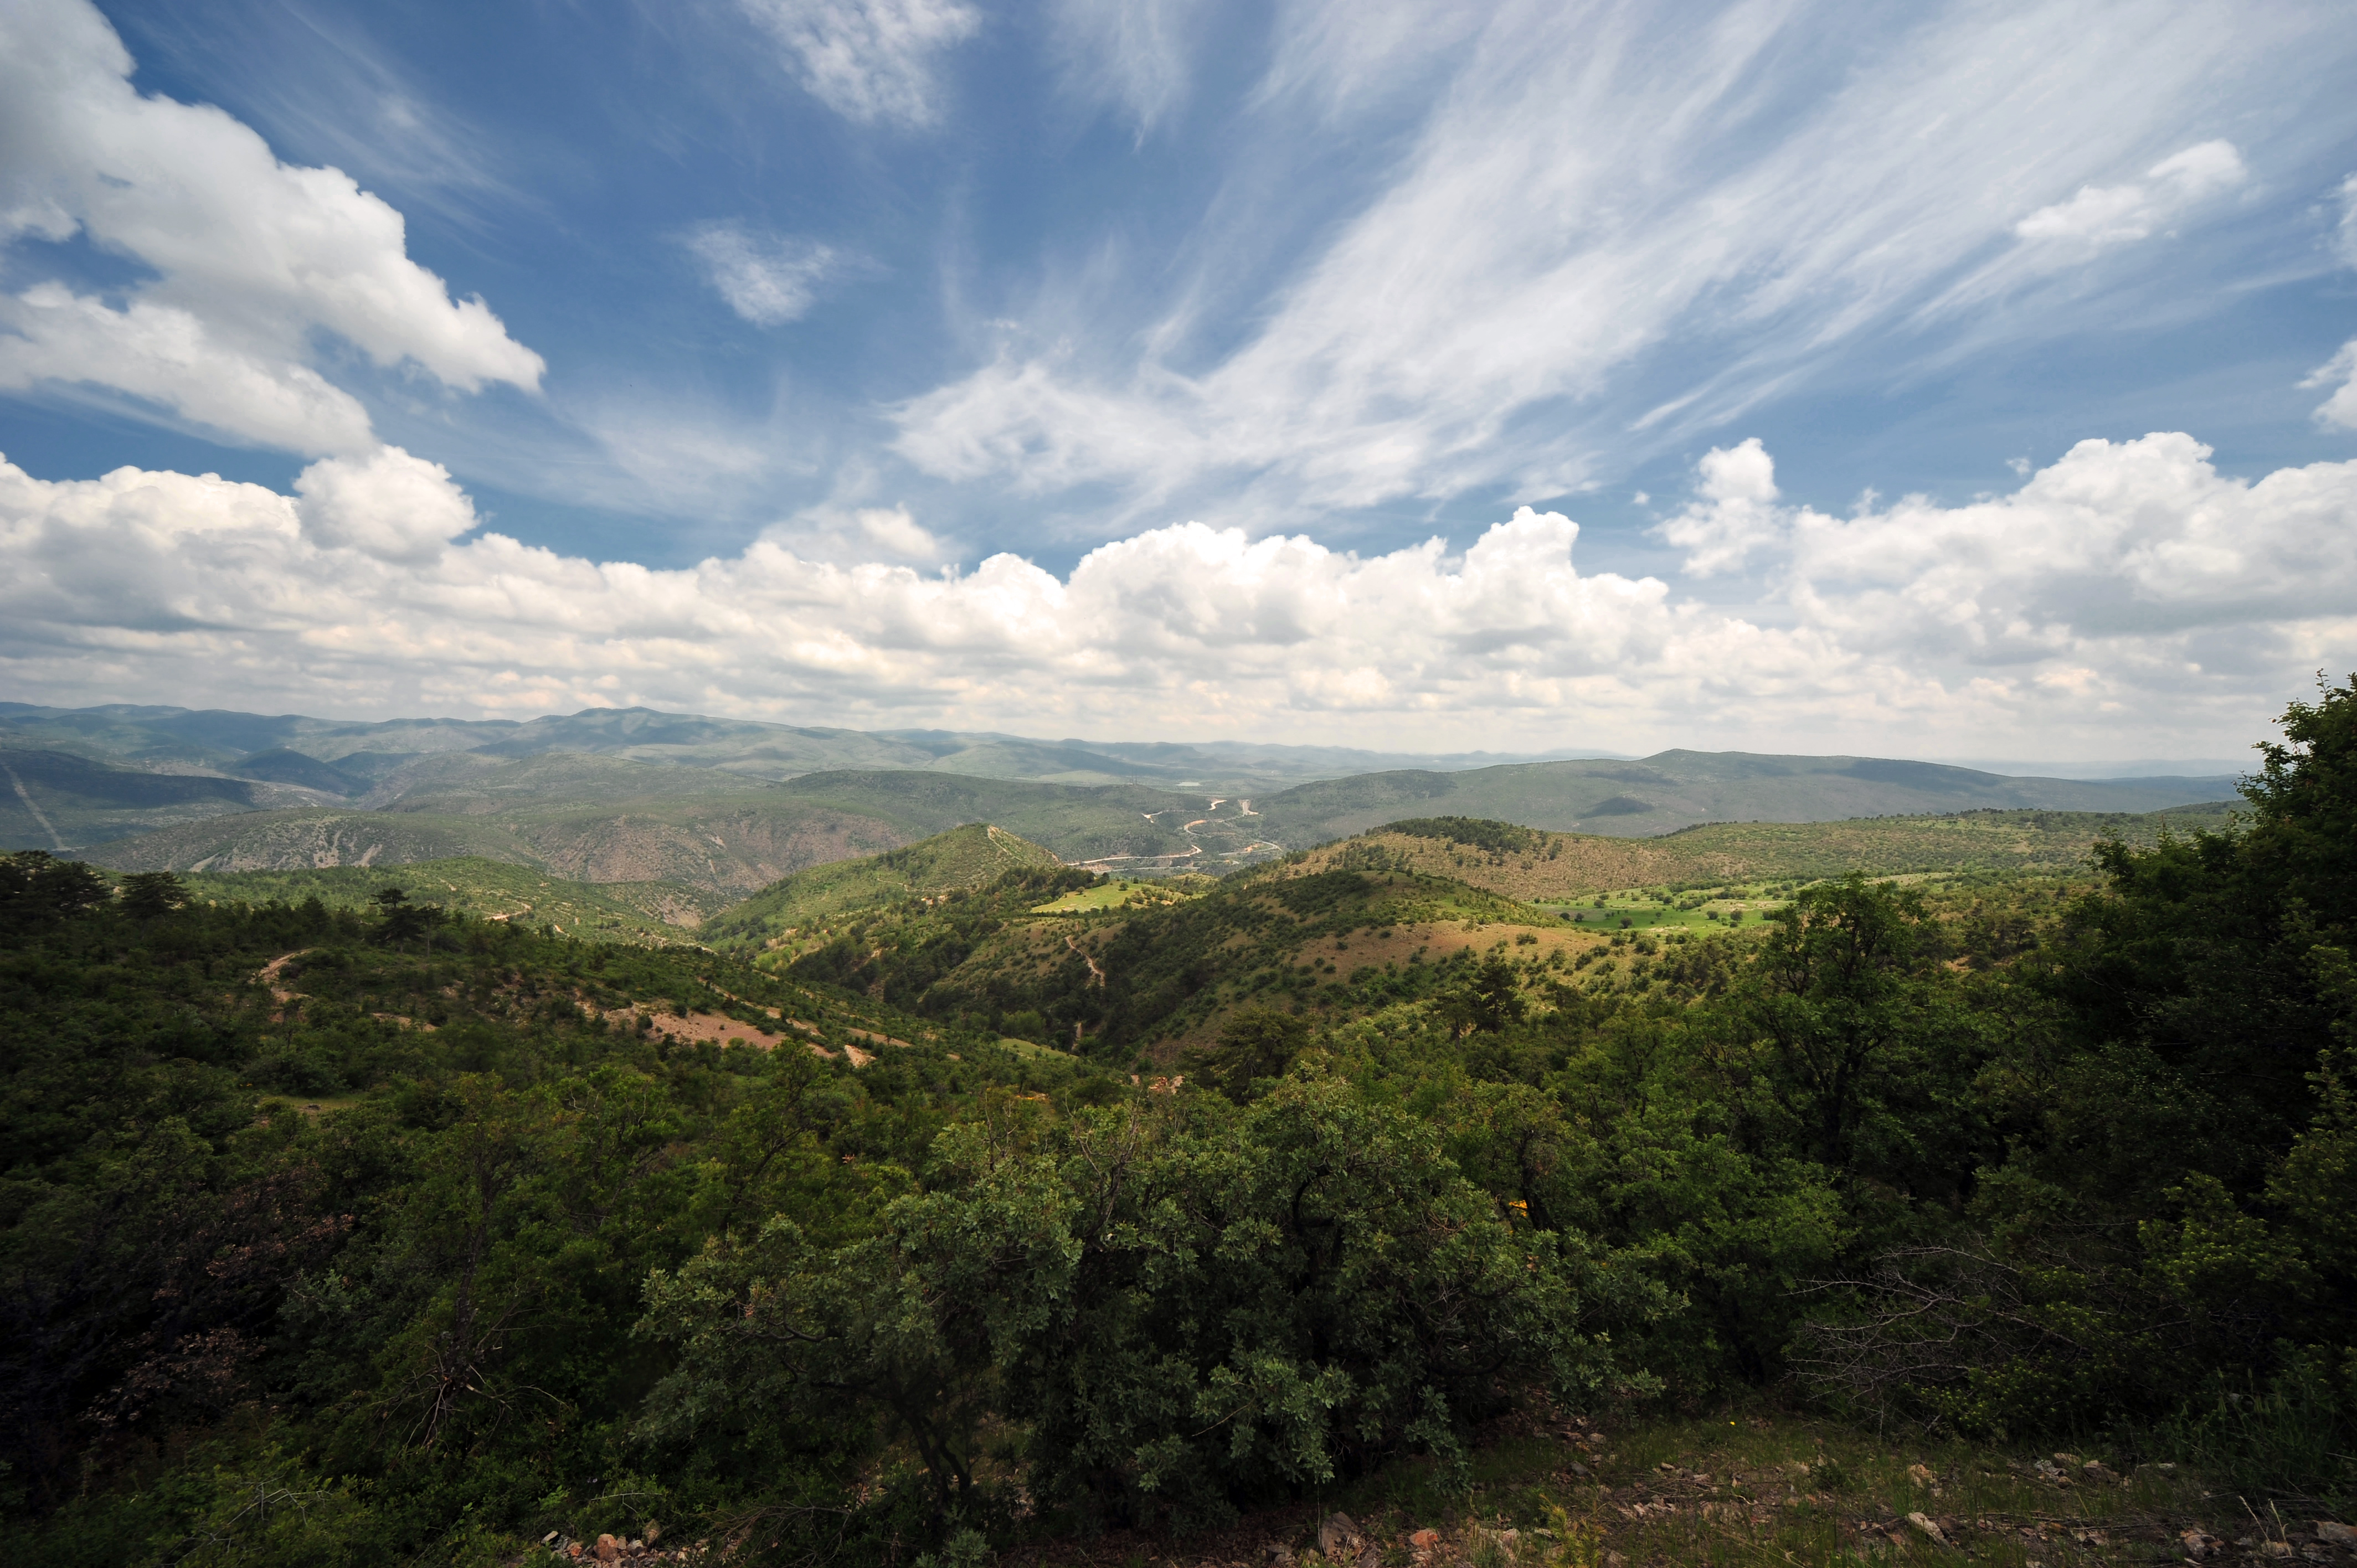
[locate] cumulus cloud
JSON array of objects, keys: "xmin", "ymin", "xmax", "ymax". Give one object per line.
[
  {"xmin": 1783, "ymin": 434, "xmax": 2357, "ymax": 666},
  {"xmin": 1653, "ymin": 438, "xmax": 1786, "ymax": 576},
  {"xmin": 683, "ymin": 223, "xmax": 843, "ymax": 326},
  {"xmin": 2013, "ymin": 140, "xmax": 2248, "ymax": 249},
  {"xmin": 739, "ymin": 0, "xmax": 981, "ymax": 127},
  {"xmin": 295, "ymin": 446, "xmax": 480, "ymax": 562},
  {"xmin": 760, "ymin": 501, "xmax": 949, "ymax": 564},
  {"xmin": 2, "ymin": 431, "xmax": 2351, "ymax": 755},
  {"xmin": 0, "ymin": 0, "xmax": 542, "ymax": 455}
]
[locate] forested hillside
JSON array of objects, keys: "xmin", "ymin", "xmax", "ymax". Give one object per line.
[{"xmin": 2, "ymin": 680, "xmax": 2351, "ymax": 1567}]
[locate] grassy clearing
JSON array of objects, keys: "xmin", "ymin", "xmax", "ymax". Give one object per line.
[{"xmin": 1033, "ymin": 876, "xmax": 1207, "ymax": 914}]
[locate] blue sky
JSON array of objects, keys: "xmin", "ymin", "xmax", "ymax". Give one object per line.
[{"xmin": 2, "ymin": 0, "xmax": 2355, "ymax": 758}]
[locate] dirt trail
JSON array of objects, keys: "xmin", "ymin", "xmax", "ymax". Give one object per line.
[
  {"xmin": 665, "ymin": 979, "xmax": 914, "ymax": 1061},
  {"xmin": 254, "ymin": 950, "xmax": 316, "ymax": 1004},
  {"xmin": 1064, "ymin": 933, "xmax": 1106, "ymax": 986}
]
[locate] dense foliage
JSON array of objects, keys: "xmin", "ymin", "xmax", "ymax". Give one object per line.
[{"xmin": 2, "ymin": 680, "xmax": 2351, "ymax": 1564}]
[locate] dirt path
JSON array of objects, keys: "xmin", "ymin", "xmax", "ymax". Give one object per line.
[
  {"xmin": 1063, "ymin": 932, "xmax": 1106, "ymax": 986},
  {"xmin": 254, "ymin": 950, "xmax": 316, "ymax": 1004}
]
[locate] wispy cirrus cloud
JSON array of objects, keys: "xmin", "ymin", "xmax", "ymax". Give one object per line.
[
  {"xmin": 891, "ymin": 0, "xmax": 2349, "ymax": 530},
  {"xmin": 2305, "ymin": 176, "xmax": 2357, "ymax": 430},
  {"xmin": 1049, "ymin": 0, "xmax": 1207, "ymax": 136},
  {"xmin": 738, "ymin": 0, "xmax": 980, "ymax": 128}
]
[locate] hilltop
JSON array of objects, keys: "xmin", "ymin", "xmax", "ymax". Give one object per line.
[{"xmin": 702, "ymin": 822, "xmax": 1064, "ymax": 951}]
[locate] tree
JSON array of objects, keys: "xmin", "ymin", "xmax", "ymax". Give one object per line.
[
  {"xmin": 1709, "ymin": 874, "xmax": 1979, "ymax": 1186},
  {"xmin": 119, "ymin": 870, "xmax": 187, "ymax": 920},
  {"xmin": 1187, "ymin": 1004, "xmax": 1309, "ymax": 1100},
  {"xmin": 372, "ymin": 884, "xmax": 438, "ymax": 951},
  {"xmin": 0, "ymin": 851, "xmax": 107, "ymax": 933},
  {"xmin": 1435, "ymin": 956, "xmax": 1526, "ymax": 1038},
  {"xmin": 642, "ymin": 1079, "xmax": 1661, "ymax": 1535}
]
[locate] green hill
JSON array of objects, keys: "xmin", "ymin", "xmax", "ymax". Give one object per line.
[
  {"xmin": 176, "ymin": 855, "xmax": 723, "ymax": 942},
  {"xmin": 704, "ymin": 823, "xmax": 1066, "ymax": 951},
  {"xmin": 761, "ymin": 801, "xmax": 2250, "ymax": 1055}
]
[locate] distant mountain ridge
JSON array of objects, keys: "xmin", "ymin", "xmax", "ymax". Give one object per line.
[
  {"xmin": 1241, "ymin": 750, "xmax": 2241, "ymax": 847},
  {"xmin": 0, "ymin": 701, "xmax": 1589, "ymax": 793}
]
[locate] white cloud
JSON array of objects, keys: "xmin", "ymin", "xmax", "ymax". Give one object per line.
[
  {"xmin": 0, "ymin": 283, "xmax": 377, "ymax": 453},
  {"xmin": 739, "ymin": 0, "xmax": 981, "ymax": 127},
  {"xmin": 759, "ymin": 500, "xmax": 948, "ymax": 564},
  {"xmin": 2303, "ymin": 339, "xmax": 2357, "ymax": 431},
  {"xmin": 855, "ymin": 506, "xmax": 942, "ymax": 559},
  {"xmin": 295, "ymin": 445, "xmax": 480, "ymax": 562},
  {"xmin": 2304, "ymin": 177, "xmax": 2357, "ymax": 429},
  {"xmin": 2013, "ymin": 140, "xmax": 2248, "ymax": 248},
  {"xmin": 683, "ymin": 222, "xmax": 843, "ymax": 326},
  {"xmin": 1653, "ymin": 438, "xmax": 1784, "ymax": 576},
  {"xmin": 0, "ymin": 0, "xmax": 542, "ymax": 455},
  {"xmin": 2, "ymin": 431, "xmax": 2351, "ymax": 756},
  {"xmin": 1051, "ymin": 0, "xmax": 1205, "ymax": 135},
  {"xmin": 889, "ymin": 3, "xmax": 2328, "ymax": 520},
  {"xmin": 1783, "ymin": 434, "xmax": 2357, "ymax": 668}
]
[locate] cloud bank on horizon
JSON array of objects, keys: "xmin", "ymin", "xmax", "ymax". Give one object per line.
[{"xmin": 2, "ymin": 0, "xmax": 2355, "ymax": 757}]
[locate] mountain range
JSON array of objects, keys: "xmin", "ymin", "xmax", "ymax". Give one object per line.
[{"xmin": 2, "ymin": 701, "xmax": 2240, "ymax": 896}]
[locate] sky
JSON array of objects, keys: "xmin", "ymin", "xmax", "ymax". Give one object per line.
[{"xmin": 2, "ymin": 0, "xmax": 2355, "ymax": 763}]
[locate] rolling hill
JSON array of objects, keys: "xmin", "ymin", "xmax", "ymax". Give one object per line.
[
  {"xmin": 701, "ymin": 823, "xmax": 1065, "ymax": 950},
  {"xmin": 712, "ymin": 796, "xmax": 2247, "ymax": 1053}
]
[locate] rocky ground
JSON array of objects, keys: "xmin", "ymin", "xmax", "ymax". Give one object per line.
[{"xmin": 517, "ymin": 1409, "xmax": 2355, "ymax": 1568}]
